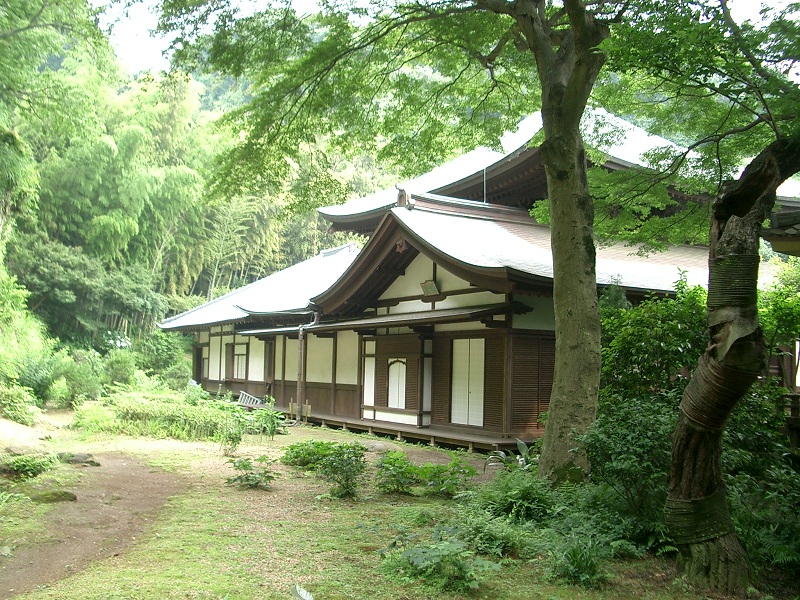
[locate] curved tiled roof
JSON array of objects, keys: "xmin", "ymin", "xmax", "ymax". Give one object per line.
[{"xmin": 390, "ymin": 202, "xmax": 709, "ymax": 294}]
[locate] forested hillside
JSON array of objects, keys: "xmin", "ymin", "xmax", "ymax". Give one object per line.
[{"xmin": 1, "ymin": 0, "xmax": 395, "ymax": 347}]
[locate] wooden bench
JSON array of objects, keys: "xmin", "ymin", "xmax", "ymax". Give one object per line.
[{"xmin": 237, "ymin": 391, "xmax": 267, "ymax": 410}]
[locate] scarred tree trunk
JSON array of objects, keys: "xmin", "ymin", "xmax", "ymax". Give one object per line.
[{"xmin": 666, "ymin": 141, "xmax": 800, "ymax": 596}]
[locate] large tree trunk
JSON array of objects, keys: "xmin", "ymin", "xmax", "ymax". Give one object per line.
[
  {"xmin": 511, "ymin": 0, "xmax": 607, "ymax": 481},
  {"xmin": 665, "ymin": 142, "xmax": 799, "ymax": 596},
  {"xmin": 537, "ymin": 127, "xmax": 601, "ymax": 480}
]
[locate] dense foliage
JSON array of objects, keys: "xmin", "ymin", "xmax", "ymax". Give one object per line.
[{"xmin": 588, "ymin": 279, "xmax": 800, "ymax": 581}]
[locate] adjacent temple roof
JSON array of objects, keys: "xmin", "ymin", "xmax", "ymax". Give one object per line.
[
  {"xmin": 764, "ymin": 197, "xmax": 800, "ymax": 257},
  {"xmin": 159, "ymin": 243, "xmax": 360, "ymax": 331}
]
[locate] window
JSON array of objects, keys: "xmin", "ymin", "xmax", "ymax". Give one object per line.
[
  {"xmin": 451, "ymin": 338, "xmax": 484, "ymax": 426},
  {"xmin": 226, "ymin": 343, "xmax": 248, "ymax": 380},
  {"xmin": 387, "ymin": 359, "xmax": 407, "ymax": 409}
]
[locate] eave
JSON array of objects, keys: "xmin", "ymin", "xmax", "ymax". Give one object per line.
[{"xmin": 239, "ymin": 302, "xmax": 530, "ymax": 337}]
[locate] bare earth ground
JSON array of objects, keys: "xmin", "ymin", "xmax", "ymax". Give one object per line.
[
  {"xmin": 0, "ymin": 452, "xmax": 184, "ymax": 599},
  {"xmin": 0, "ymin": 413, "xmax": 484, "ymax": 599},
  {"xmin": 0, "ymin": 414, "xmax": 186, "ymax": 599}
]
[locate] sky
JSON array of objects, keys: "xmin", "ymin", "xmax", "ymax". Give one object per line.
[
  {"xmin": 103, "ymin": 0, "xmax": 318, "ymax": 74},
  {"xmin": 104, "ymin": 1, "xmax": 792, "ymax": 75}
]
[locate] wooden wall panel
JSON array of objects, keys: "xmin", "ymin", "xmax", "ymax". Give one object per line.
[
  {"xmin": 375, "ymin": 359, "xmax": 388, "ymax": 407},
  {"xmin": 305, "ymin": 383, "xmax": 333, "ymax": 414},
  {"xmin": 537, "ymin": 337, "xmax": 555, "ymax": 419},
  {"xmin": 334, "ymin": 386, "xmax": 360, "ymax": 418},
  {"xmin": 376, "ymin": 335, "xmax": 421, "ymax": 356},
  {"xmin": 431, "ymin": 337, "xmax": 452, "ymax": 424},
  {"xmin": 511, "ymin": 334, "xmax": 555, "ymax": 431},
  {"xmin": 405, "ymin": 358, "xmax": 420, "ymax": 411},
  {"xmin": 483, "ymin": 336, "xmax": 505, "ymax": 432}
]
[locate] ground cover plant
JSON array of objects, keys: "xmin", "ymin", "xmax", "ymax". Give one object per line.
[
  {"xmin": 73, "ymin": 382, "xmax": 286, "ymax": 449},
  {"xmin": 2, "ymin": 409, "xmax": 798, "ymax": 600},
  {"xmin": 225, "ymin": 455, "xmax": 279, "ymax": 489}
]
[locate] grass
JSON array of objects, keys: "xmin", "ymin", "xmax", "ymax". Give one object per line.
[
  {"xmin": 1, "ymin": 461, "xmax": 86, "ymax": 551},
  {"xmin": 3, "ymin": 419, "xmax": 708, "ymax": 600}
]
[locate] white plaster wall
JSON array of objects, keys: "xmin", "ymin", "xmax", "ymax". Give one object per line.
[
  {"xmin": 248, "ymin": 339, "xmax": 265, "ymax": 382},
  {"xmin": 511, "ymin": 295, "xmax": 556, "ymax": 330},
  {"xmin": 209, "ymin": 335, "xmax": 222, "ymax": 380},
  {"xmin": 374, "ymin": 409, "xmax": 418, "ymax": 426},
  {"xmin": 437, "ymin": 266, "xmax": 471, "ymax": 292},
  {"xmin": 423, "ymin": 356, "xmax": 432, "ymax": 412},
  {"xmin": 275, "ymin": 336, "xmax": 284, "ymax": 379},
  {"xmin": 198, "ymin": 331, "xmax": 209, "ymax": 343},
  {"xmin": 394, "ymin": 299, "xmax": 431, "ymax": 313},
  {"xmin": 306, "ymin": 335, "xmax": 333, "ymax": 383},
  {"xmin": 436, "ymin": 290, "xmax": 504, "ymax": 310},
  {"xmin": 380, "ymin": 254, "xmax": 435, "ymax": 299},
  {"xmin": 285, "ymin": 337, "xmax": 299, "ymax": 382},
  {"xmin": 435, "ymin": 323, "xmax": 487, "ymax": 333},
  {"xmin": 796, "ymin": 340, "xmax": 799, "ymax": 388},
  {"xmin": 336, "ymin": 331, "xmax": 360, "ymax": 385},
  {"xmin": 363, "ymin": 357, "xmax": 375, "ymax": 406}
]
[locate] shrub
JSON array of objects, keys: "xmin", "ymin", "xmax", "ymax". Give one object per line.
[
  {"xmin": 728, "ymin": 469, "xmax": 800, "ymax": 577},
  {"xmin": 159, "ymin": 360, "xmax": 192, "ymax": 391},
  {"xmin": 580, "ymin": 390, "xmax": 676, "ymax": 532},
  {"xmin": 183, "ymin": 381, "xmax": 210, "ymax": 405},
  {"xmin": 418, "ymin": 457, "xmax": 477, "ymax": 497},
  {"xmin": 134, "ymin": 329, "xmax": 187, "ymax": 375},
  {"xmin": 0, "ymin": 452, "xmax": 57, "ymax": 479},
  {"xmin": 54, "ymin": 349, "xmax": 103, "ymax": 407},
  {"xmin": 469, "ymin": 469, "xmax": 555, "ymax": 523},
  {"xmin": 226, "ymin": 456, "xmax": 279, "ymax": 489},
  {"xmin": 317, "ymin": 442, "xmax": 367, "ymax": 498},
  {"xmin": 17, "ymin": 352, "xmax": 59, "ymax": 408},
  {"xmin": 73, "ymin": 401, "xmax": 119, "ymax": 433},
  {"xmin": 453, "ymin": 505, "xmax": 533, "ymax": 558},
  {"xmin": 280, "ymin": 440, "xmax": 339, "ymax": 469},
  {"xmin": 218, "ymin": 425, "xmax": 243, "ymax": 456},
  {"xmin": 103, "ymin": 349, "xmax": 137, "ymax": 387},
  {"xmin": 45, "ymin": 376, "xmax": 70, "ymax": 408},
  {"xmin": 484, "ymin": 439, "xmax": 539, "ymax": 472},
  {"xmin": 246, "ymin": 402, "xmax": 286, "ymax": 440},
  {"xmin": 0, "ymin": 383, "xmax": 37, "ymax": 426},
  {"xmin": 380, "ymin": 527, "xmax": 499, "ymax": 592},
  {"xmin": 549, "ymin": 535, "xmax": 608, "ymax": 588},
  {"xmin": 600, "ymin": 276, "xmax": 707, "ymax": 394},
  {"xmin": 376, "ymin": 451, "xmax": 421, "ymax": 494},
  {"xmin": 80, "ymin": 390, "xmax": 248, "ymax": 442}
]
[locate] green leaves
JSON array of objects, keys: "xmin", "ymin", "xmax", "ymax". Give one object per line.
[{"xmin": 160, "ymin": 0, "xmax": 535, "ymax": 193}]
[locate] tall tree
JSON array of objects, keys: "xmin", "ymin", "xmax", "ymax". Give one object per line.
[
  {"xmin": 0, "ymin": 130, "xmax": 37, "ymax": 245},
  {"xmin": 159, "ymin": 0, "xmax": 640, "ymax": 480},
  {"xmin": 602, "ymin": 1, "xmax": 800, "ymax": 594},
  {"xmin": 0, "ymin": 0, "xmax": 108, "ymax": 124}
]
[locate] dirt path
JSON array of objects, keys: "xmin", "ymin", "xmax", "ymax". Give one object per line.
[
  {"xmin": 0, "ymin": 452, "xmax": 184, "ymax": 599},
  {"xmin": 0, "ymin": 414, "xmax": 489, "ymax": 599}
]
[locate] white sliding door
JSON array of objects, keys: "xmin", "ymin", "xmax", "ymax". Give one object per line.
[{"xmin": 451, "ymin": 338, "xmax": 484, "ymax": 426}]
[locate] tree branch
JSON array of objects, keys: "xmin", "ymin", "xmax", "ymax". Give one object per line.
[{"xmin": 719, "ymin": 0, "xmax": 796, "ymax": 97}]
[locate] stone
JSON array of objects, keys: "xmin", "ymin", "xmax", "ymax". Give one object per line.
[
  {"xmin": 58, "ymin": 452, "xmax": 100, "ymax": 466},
  {"xmin": 30, "ymin": 490, "xmax": 78, "ymax": 503}
]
